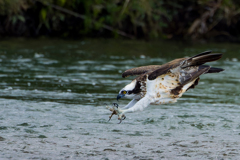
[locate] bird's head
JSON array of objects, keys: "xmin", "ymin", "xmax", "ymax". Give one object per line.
[{"xmin": 117, "ymin": 80, "xmax": 138, "ymax": 101}]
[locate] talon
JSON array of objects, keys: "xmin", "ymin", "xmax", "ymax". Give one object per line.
[
  {"xmin": 106, "ymin": 103, "xmax": 125, "ymax": 123},
  {"xmin": 108, "ymin": 110, "xmax": 117, "ymax": 122},
  {"xmin": 118, "ymin": 119, "xmax": 123, "ymax": 124},
  {"xmin": 108, "ymin": 115, "xmax": 113, "ymax": 122},
  {"xmin": 117, "ymin": 114, "xmax": 126, "ymax": 124}
]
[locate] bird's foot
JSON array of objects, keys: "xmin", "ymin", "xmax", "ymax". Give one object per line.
[{"xmin": 106, "ymin": 103, "xmax": 126, "ymax": 124}]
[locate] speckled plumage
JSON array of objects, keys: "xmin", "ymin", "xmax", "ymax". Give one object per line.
[{"xmin": 109, "ymin": 51, "xmax": 224, "ymax": 121}]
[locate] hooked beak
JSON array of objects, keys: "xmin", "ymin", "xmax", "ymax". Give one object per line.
[{"xmin": 117, "ymin": 93, "xmax": 125, "ymax": 101}]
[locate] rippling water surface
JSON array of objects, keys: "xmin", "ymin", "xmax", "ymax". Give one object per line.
[{"xmin": 0, "ymin": 38, "xmax": 240, "ymax": 159}]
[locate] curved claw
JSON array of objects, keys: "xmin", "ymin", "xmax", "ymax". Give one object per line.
[
  {"xmin": 108, "ymin": 110, "xmax": 117, "ymax": 122},
  {"xmin": 106, "ymin": 103, "xmax": 119, "ymax": 122},
  {"xmin": 106, "ymin": 103, "xmax": 126, "ymax": 123},
  {"xmin": 118, "ymin": 119, "xmax": 123, "ymax": 124},
  {"xmin": 118, "ymin": 114, "xmax": 126, "ymax": 124}
]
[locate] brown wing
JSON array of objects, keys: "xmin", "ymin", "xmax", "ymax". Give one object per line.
[
  {"xmin": 123, "ymin": 51, "xmax": 223, "ymax": 80},
  {"xmin": 148, "ymin": 51, "xmax": 223, "ymax": 80},
  {"xmin": 122, "ymin": 65, "xmax": 161, "ymax": 78},
  {"xmin": 148, "ymin": 58, "xmax": 186, "ymax": 80}
]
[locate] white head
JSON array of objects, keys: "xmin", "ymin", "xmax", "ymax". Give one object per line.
[{"xmin": 117, "ymin": 80, "xmax": 139, "ymax": 100}]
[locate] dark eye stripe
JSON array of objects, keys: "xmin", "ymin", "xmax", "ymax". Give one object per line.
[{"xmin": 121, "ymin": 90, "xmax": 133, "ymax": 94}]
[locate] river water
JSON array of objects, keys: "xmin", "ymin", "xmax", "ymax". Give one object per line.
[{"xmin": 0, "ymin": 38, "xmax": 240, "ymax": 159}]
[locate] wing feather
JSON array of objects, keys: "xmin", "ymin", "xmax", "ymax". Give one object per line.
[
  {"xmin": 179, "ymin": 65, "xmax": 210, "ymax": 86},
  {"xmin": 122, "ymin": 65, "xmax": 161, "ymax": 78},
  {"xmin": 148, "ymin": 51, "xmax": 223, "ymax": 80},
  {"xmin": 148, "ymin": 58, "xmax": 185, "ymax": 80}
]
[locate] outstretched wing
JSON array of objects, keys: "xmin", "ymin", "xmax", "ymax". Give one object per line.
[
  {"xmin": 122, "ymin": 65, "xmax": 161, "ymax": 78},
  {"xmin": 148, "ymin": 51, "xmax": 223, "ymax": 80},
  {"xmin": 148, "ymin": 58, "xmax": 185, "ymax": 80}
]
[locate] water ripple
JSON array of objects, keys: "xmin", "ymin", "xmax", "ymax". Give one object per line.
[{"xmin": 0, "ymin": 39, "xmax": 240, "ymax": 159}]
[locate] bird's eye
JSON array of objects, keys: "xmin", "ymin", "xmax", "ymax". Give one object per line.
[{"xmin": 122, "ymin": 91, "xmax": 127, "ymax": 94}]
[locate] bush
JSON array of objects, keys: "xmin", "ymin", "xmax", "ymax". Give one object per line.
[{"xmin": 0, "ymin": 0, "xmax": 240, "ymax": 41}]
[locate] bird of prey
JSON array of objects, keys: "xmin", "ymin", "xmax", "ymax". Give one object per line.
[{"xmin": 107, "ymin": 51, "xmax": 223, "ymax": 123}]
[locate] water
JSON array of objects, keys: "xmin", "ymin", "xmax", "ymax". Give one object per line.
[{"xmin": 0, "ymin": 38, "xmax": 240, "ymax": 159}]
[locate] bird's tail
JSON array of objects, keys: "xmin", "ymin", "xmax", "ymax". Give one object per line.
[
  {"xmin": 198, "ymin": 65, "xmax": 224, "ymax": 73},
  {"xmin": 206, "ymin": 66, "xmax": 224, "ymax": 73}
]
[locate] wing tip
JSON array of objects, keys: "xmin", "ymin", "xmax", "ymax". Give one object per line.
[
  {"xmin": 192, "ymin": 51, "xmax": 224, "ymax": 60},
  {"xmin": 122, "ymin": 72, "xmax": 129, "ymax": 78}
]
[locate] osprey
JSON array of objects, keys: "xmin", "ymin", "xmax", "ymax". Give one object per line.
[{"xmin": 107, "ymin": 51, "xmax": 223, "ymax": 123}]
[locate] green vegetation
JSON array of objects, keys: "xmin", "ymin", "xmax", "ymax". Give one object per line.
[{"xmin": 0, "ymin": 0, "xmax": 240, "ymax": 41}]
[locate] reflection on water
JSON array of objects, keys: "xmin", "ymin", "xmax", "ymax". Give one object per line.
[{"xmin": 0, "ymin": 39, "xmax": 240, "ymax": 159}]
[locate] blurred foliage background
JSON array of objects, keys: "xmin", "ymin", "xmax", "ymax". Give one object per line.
[{"xmin": 0, "ymin": 0, "xmax": 240, "ymax": 41}]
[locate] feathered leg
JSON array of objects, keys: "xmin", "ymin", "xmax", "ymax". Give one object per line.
[
  {"xmin": 122, "ymin": 99, "xmax": 138, "ymax": 109},
  {"xmin": 113, "ymin": 95, "xmax": 152, "ymax": 120}
]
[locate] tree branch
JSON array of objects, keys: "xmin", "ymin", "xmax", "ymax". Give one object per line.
[{"xmin": 34, "ymin": 0, "xmax": 135, "ymax": 39}]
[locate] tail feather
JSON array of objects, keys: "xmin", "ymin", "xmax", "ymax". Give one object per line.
[
  {"xmin": 199, "ymin": 65, "xmax": 224, "ymax": 73},
  {"xmin": 206, "ymin": 67, "xmax": 224, "ymax": 73}
]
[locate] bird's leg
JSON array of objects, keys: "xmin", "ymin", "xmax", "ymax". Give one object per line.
[
  {"xmin": 108, "ymin": 109, "xmax": 117, "ymax": 121},
  {"xmin": 112, "ymin": 104, "xmax": 126, "ymax": 123},
  {"xmin": 106, "ymin": 103, "xmax": 117, "ymax": 121},
  {"xmin": 118, "ymin": 114, "xmax": 126, "ymax": 124},
  {"xmin": 106, "ymin": 103, "xmax": 126, "ymax": 123}
]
